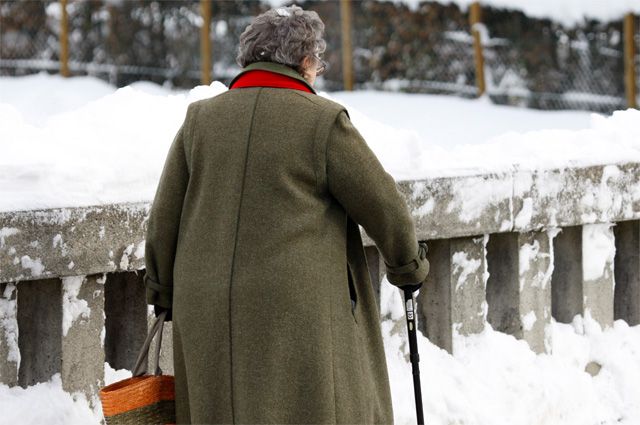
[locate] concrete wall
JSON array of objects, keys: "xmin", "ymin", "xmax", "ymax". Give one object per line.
[{"xmin": 1, "ymin": 162, "xmax": 639, "ymax": 403}]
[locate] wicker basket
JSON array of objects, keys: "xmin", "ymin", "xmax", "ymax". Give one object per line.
[{"xmin": 100, "ymin": 310, "xmax": 176, "ymax": 425}]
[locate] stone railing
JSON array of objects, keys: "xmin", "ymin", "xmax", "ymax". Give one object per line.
[{"xmin": 1, "ymin": 162, "xmax": 639, "ymax": 408}]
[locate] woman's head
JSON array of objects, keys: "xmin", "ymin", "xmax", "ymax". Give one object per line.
[{"xmin": 236, "ymin": 5, "xmax": 327, "ymax": 86}]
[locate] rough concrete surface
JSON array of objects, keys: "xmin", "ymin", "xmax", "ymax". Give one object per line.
[
  {"xmin": 61, "ymin": 274, "xmax": 105, "ymax": 407},
  {"xmin": 0, "ymin": 282, "xmax": 18, "ymax": 385}
]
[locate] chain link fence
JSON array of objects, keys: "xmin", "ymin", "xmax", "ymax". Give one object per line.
[
  {"xmin": 484, "ymin": 13, "xmax": 628, "ymax": 112},
  {"xmin": 1, "ymin": 0, "xmax": 638, "ymax": 113},
  {"xmin": 0, "ymin": 0, "xmax": 264, "ymax": 87}
]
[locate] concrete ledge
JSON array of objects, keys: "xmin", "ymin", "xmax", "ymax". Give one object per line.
[
  {"xmin": 513, "ymin": 163, "xmax": 640, "ymax": 232},
  {"xmin": 4, "ymin": 162, "xmax": 639, "ymax": 283},
  {"xmin": 1, "ymin": 203, "xmax": 149, "ymax": 283}
]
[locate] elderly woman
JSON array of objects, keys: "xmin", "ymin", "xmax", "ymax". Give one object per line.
[{"xmin": 144, "ymin": 5, "xmax": 429, "ymax": 424}]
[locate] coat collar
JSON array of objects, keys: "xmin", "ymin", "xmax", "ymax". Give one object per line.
[{"xmin": 229, "ymin": 61, "xmax": 317, "ymax": 95}]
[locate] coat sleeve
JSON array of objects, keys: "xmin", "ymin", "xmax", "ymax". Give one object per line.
[
  {"xmin": 143, "ymin": 105, "xmax": 193, "ymax": 310},
  {"xmin": 326, "ymin": 110, "xmax": 429, "ymax": 287}
]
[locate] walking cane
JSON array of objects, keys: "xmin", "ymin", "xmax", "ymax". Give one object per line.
[{"xmin": 403, "ymin": 287, "xmax": 425, "ymax": 425}]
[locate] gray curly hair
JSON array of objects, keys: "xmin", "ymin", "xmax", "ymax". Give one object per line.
[{"xmin": 236, "ymin": 5, "xmax": 326, "ymax": 74}]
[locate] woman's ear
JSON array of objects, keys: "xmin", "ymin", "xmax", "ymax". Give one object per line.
[{"xmin": 300, "ymin": 55, "xmax": 313, "ymax": 72}]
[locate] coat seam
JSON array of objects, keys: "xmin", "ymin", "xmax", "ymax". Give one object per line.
[
  {"xmin": 331, "ymin": 257, "xmax": 338, "ymax": 424},
  {"xmin": 324, "ymin": 109, "xmax": 348, "ymax": 195},
  {"xmin": 311, "ymin": 110, "xmax": 324, "ymax": 196},
  {"xmin": 228, "ymin": 87, "xmax": 262, "ymax": 424}
]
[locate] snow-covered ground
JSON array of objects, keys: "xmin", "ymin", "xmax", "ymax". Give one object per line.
[
  {"xmin": 1, "ymin": 277, "xmax": 638, "ymax": 425},
  {"xmin": 1, "ymin": 73, "xmax": 640, "ymax": 424},
  {"xmin": 2, "ymin": 72, "xmax": 640, "ymax": 212}
]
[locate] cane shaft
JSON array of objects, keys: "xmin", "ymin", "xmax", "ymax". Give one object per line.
[{"xmin": 404, "ymin": 289, "xmax": 425, "ymax": 425}]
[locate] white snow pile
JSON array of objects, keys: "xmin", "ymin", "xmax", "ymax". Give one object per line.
[
  {"xmin": 0, "ymin": 363, "xmax": 131, "ymax": 425},
  {"xmin": 0, "ymin": 279, "xmax": 638, "ymax": 425},
  {"xmin": 380, "ymin": 279, "xmax": 640, "ymax": 425},
  {"xmin": 2, "ymin": 72, "xmax": 640, "ymax": 212}
]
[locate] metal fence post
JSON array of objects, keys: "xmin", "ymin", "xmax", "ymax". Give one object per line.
[
  {"xmin": 624, "ymin": 13, "xmax": 637, "ymax": 109},
  {"xmin": 200, "ymin": 0, "xmax": 212, "ymax": 85},
  {"xmin": 60, "ymin": 0, "xmax": 69, "ymax": 77},
  {"xmin": 469, "ymin": 1, "xmax": 486, "ymax": 96},
  {"xmin": 340, "ymin": 0, "xmax": 354, "ymax": 91}
]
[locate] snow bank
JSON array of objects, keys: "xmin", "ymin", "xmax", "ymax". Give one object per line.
[
  {"xmin": 3, "ymin": 73, "xmax": 639, "ymax": 212},
  {"xmin": 0, "ymin": 373, "xmax": 100, "ymax": 425},
  {"xmin": 0, "ymin": 363, "xmax": 133, "ymax": 425},
  {"xmin": 380, "ymin": 279, "xmax": 640, "ymax": 425}
]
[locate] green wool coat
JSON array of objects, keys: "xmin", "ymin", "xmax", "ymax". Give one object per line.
[{"xmin": 144, "ymin": 61, "xmax": 430, "ymax": 424}]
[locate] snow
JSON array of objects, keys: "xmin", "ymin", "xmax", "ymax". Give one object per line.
[
  {"xmin": 380, "ymin": 279, "xmax": 640, "ymax": 425},
  {"xmin": 452, "ymin": 250, "xmax": 482, "ymax": 291},
  {"xmin": 582, "ymin": 223, "xmax": 616, "ymax": 282},
  {"xmin": 521, "ymin": 310, "xmax": 537, "ymax": 331},
  {"xmin": 4, "ymin": 73, "xmax": 639, "ymax": 213},
  {"xmin": 0, "ymin": 363, "xmax": 132, "ymax": 425},
  {"xmin": 266, "ymin": 0, "xmax": 640, "ymax": 27},
  {"xmin": 61, "ymin": 275, "xmax": 91, "ymax": 337},
  {"xmin": 0, "ymin": 374, "xmax": 101, "ymax": 425},
  {"xmin": 19, "ymin": 255, "xmax": 45, "ymax": 276},
  {"xmin": 0, "ymin": 283, "xmax": 19, "ymax": 369}
]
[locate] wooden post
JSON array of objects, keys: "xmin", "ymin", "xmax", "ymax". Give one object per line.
[
  {"xmin": 469, "ymin": 1, "xmax": 486, "ymax": 96},
  {"xmin": 200, "ymin": 0, "xmax": 212, "ymax": 85},
  {"xmin": 624, "ymin": 13, "xmax": 637, "ymax": 109},
  {"xmin": 60, "ymin": 0, "xmax": 69, "ymax": 77},
  {"xmin": 340, "ymin": 0, "xmax": 354, "ymax": 91}
]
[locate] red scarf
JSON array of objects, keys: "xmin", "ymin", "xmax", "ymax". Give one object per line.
[{"xmin": 229, "ymin": 69, "xmax": 313, "ymax": 93}]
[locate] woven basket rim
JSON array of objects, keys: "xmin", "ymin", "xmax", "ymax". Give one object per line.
[
  {"xmin": 100, "ymin": 374, "xmax": 175, "ymax": 417},
  {"xmin": 100, "ymin": 374, "xmax": 174, "ymax": 394}
]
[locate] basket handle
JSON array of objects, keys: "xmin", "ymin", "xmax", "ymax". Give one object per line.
[{"xmin": 132, "ymin": 309, "xmax": 167, "ymax": 377}]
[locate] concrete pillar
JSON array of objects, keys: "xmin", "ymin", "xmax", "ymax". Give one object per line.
[
  {"xmin": 17, "ymin": 278, "xmax": 62, "ymax": 387},
  {"xmin": 552, "ymin": 224, "xmax": 615, "ymax": 328},
  {"xmin": 0, "ymin": 282, "xmax": 19, "ymax": 386},
  {"xmin": 417, "ymin": 235, "xmax": 487, "ymax": 355},
  {"xmin": 486, "ymin": 231, "xmax": 554, "ymax": 354},
  {"xmin": 518, "ymin": 231, "xmax": 554, "ymax": 353},
  {"xmin": 104, "ymin": 271, "xmax": 147, "ymax": 371},
  {"xmin": 60, "ymin": 274, "xmax": 105, "ymax": 404},
  {"xmin": 614, "ymin": 220, "xmax": 640, "ymax": 325},
  {"xmin": 17, "ymin": 275, "xmax": 105, "ymax": 405}
]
